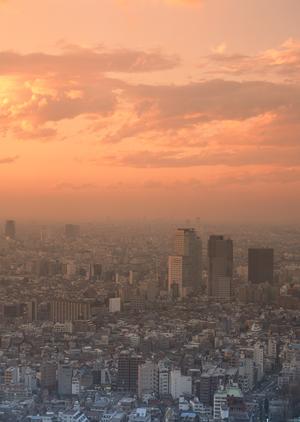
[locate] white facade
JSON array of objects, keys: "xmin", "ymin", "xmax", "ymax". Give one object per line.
[
  {"xmin": 109, "ymin": 297, "xmax": 121, "ymax": 313},
  {"xmin": 159, "ymin": 364, "xmax": 170, "ymax": 396},
  {"xmin": 170, "ymin": 369, "xmax": 192, "ymax": 399},
  {"xmin": 72, "ymin": 378, "xmax": 80, "ymax": 395}
]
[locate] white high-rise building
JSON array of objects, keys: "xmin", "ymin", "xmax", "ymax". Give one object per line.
[
  {"xmin": 158, "ymin": 362, "xmax": 170, "ymax": 397},
  {"xmin": 170, "ymin": 369, "xmax": 192, "ymax": 399}
]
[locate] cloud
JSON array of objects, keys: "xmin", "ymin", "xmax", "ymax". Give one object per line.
[
  {"xmin": 0, "ymin": 45, "xmax": 179, "ymax": 76},
  {"xmin": 102, "ymin": 145, "xmax": 300, "ymax": 168},
  {"xmin": 204, "ymin": 38, "xmax": 300, "ymax": 82},
  {"xmin": 53, "ymin": 182, "xmax": 97, "ymax": 191},
  {"xmin": 0, "ymin": 44, "xmax": 179, "ymax": 140},
  {"xmin": 0, "ymin": 155, "xmax": 18, "ymax": 164}
]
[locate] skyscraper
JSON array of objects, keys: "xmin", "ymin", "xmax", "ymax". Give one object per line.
[
  {"xmin": 208, "ymin": 235, "xmax": 233, "ymax": 299},
  {"xmin": 4, "ymin": 220, "xmax": 16, "ymax": 239},
  {"xmin": 117, "ymin": 351, "xmax": 143, "ymax": 393},
  {"xmin": 248, "ymin": 248, "xmax": 274, "ymax": 284},
  {"xmin": 58, "ymin": 363, "xmax": 73, "ymax": 396},
  {"xmin": 168, "ymin": 228, "xmax": 202, "ymax": 298}
]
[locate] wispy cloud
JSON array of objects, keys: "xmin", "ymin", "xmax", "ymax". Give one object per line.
[{"xmin": 0, "ymin": 155, "xmax": 18, "ymax": 164}]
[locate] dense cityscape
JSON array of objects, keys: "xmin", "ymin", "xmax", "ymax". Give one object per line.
[{"xmin": 0, "ymin": 220, "xmax": 299, "ymax": 421}]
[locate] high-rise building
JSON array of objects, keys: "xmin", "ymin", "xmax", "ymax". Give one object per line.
[
  {"xmin": 4, "ymin": 220, "xmax": 16, "ymax": 239},
  {"xmin": 208, "ymin": 235, "xmax": 233, "ymax": 299},
  {"xmin": 158, "ymin": 361, "xmax": 170, "ymax": 397},
  {"xmin": 169, "ymin": 369, "xmax": 192, "ymax": 399},
  {"xmin": 168, "ymin": 228, "xmax": 202, "ymax": 298},
  {"xmin": 117, "ymin": 351, "xmax": 143, "ymax": 393},
  {"xmin": 138, "ymin": 361, "xmax": 159, "ymax": 398},
  {"xmin": 254, "ymin": 342, "xmax": 264, "ymax": 382},
  {"xmin": 58, "ymin": 363, "xmax": 73, "ymax": 396},
  {"xmin": 40, "ymin": 361, "xmax": 57, "ymax": 390},
  {"xmin": 248, "ymin": 248, "xmax": 274, "ymax": 284}
]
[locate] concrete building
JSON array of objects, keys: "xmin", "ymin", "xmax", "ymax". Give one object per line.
[
  {"xmin": 213, "ymin": 385, "xmax": 243, "ymax": 420},
  {"xmin": 109, "ymin": 297, "xmax": 121, "ymax": 313},
  {"xmin": 50, "ymin": 300, "xmax": 91, "ymax": 323},
  {"xmin": 58, "ymin": 363, "xmax": 73, "ymax": 396},
  {"xmin": 238, "ymin": 357, "xmax": 255, "ymax": 392},
  {"xmin": 170, "ymin": 369, "xmax": 192, "ymax": 399},
  {"xmin": 138, "ymin": 361, "xmax": 159, "ymax": 398},
  {"xmin": 40, "ymin": 362, "xmax": 57, "ymax": 390},
  {"xmin": 158, "ymin": 362, "xmax": 170, "ymax": 397},
  {"xmin": 254, "ymin": 342, "xmax": 264, "ymax": 382}
]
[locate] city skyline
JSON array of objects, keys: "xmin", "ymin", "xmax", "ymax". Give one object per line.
[{"xmin": 1, "ymin": 0, "xmax": 300, "ymax": 221}]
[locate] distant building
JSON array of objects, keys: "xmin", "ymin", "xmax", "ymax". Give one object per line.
[
  {"xmin": 50, "ymin": 300, "xmax": 91, "ymax": 323},
  {"xmin": 117, "ymin": 351, "xmax": 143, "ymax": 393},
  {"xmin": 138, "ymin": 361, "xmax": 159, "ymax": 398},
  {"xmin": 109, "ymin": 297, "xmax": 121, "ymax": 313},
  {"xmin": 213, "ymin": 385, "xmax": 243, "ymax": 420},
  {"xmin": 4, "ymin": 220, "xmax": 16, "ymax": 239},
  {"xmin": 40, "ymin": 362, "xmax": 57, "ymax": 390},
  {"xmin": 208, "ymin": 235, "xmax": 233, "ymax": 299},
  {"xmin": 238, "ymin": 356, "xmax": 255, "ymax": 392},
  {"xmin": 58, "ymin": 363, "xmax": 73, "ymax": 396},
  {"xmin": 59, "ymin": 409, "xmax": 89, "ymax": 422},
  {"xmin": 254, "ymin": 342, "xmax": 264, "ymax": 381},
  {"xmin": 170, "ymin": 369, "xmax": 192, "ymax": 399},
  {"xmin": 158, "ymin": 361, "xmax": 170, "ymax": 397},
  {"xmin": 168, "ymin": 228, "xmax": 202, "ymax": 298},
  {"xmin": 248, "ymin": 248, "xmax": 274, "ymax": 284},
  {"xmin": 128, "ymin": 408, "xmax": 151, "ymax": 422},
  {"xmin": 65, "ymin": 224, "xmax": 80, "ymax": 240}
]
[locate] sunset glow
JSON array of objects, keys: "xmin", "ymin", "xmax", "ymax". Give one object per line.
[{"xmin": 1, "ymin": 0, "xmax": 300, "ymax": 221}]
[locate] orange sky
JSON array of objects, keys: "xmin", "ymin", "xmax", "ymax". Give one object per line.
[{"xmin": 1, "ymin": 0, "xmax": 300, "ymax": 222}]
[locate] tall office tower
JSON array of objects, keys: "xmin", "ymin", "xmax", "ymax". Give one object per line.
[
  {"xmin": 117, "ymin": 351, "xmax": 143, "ymax": 393},
  {"xmin": 58, "ymin": 363, "xmax": 73, "ymax": 396},
  {"xmin": 208, "ymin": 235, "xmax": 233, "ymax": 299},
  {"xmin": 254, "ymin": 342, "xmax": 264, "ymax": 382},
  {"xmin": 248, "ymin": 248, "xmax": 274, "ymax": 284},
  {"xmin": 40, "ymin": 361, "xmax": 57, "ymax": 390},
  {"xmin": 65, "ymin": 224, "xmax": 80, "ymax": 240},
  {"xmin": 4, "ymin": 220, "xmax": 16, "ymax": 239},
  {"xmin": 168, "ymin": 228, "xmax": 202, "ymax": 298},
  {"xmin": 50, "ymin": 300, "xmax": 91, "ymax": 323}
]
